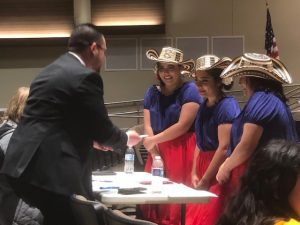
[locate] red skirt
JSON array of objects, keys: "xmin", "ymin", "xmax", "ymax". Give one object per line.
[
  {"xmin": 195, "ymin": 150, "xmax": 217, "ymax": 185},
  {"xmin": 186, "ymin": 159, "xmax": 249, "ymax": 225},
  {"xmin": 139, "ymin": 132, "xmax": 196, "ymax": 225},
  {"xmin": 185, "ymin": 150, "xmax": 216, "ymax": 225}
]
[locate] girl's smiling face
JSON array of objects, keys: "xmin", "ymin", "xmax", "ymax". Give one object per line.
[
  {"xmin": 194, "ymin": 70, "xmax": 220, "ymax": 99},
  {"xmin": 157, "ymin": 63, "xmax": 181, "ymax": 86}
]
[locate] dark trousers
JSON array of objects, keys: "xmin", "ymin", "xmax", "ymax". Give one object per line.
[
  {"xmin": 0, "ymin": 175, "xmax": 19, "ymax": 225},
  {"xmin": 8, "ymin": 176, "xmax": 76, "ymax": 225}
]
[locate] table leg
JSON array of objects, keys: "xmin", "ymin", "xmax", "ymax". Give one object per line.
[{"xmin": 181, "ymin": 204, "xmax": 186, "ymax": 225}]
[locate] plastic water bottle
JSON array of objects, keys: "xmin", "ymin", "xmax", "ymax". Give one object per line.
[
  {"xmin": 124, "ymin": 146, "xmax": 135, "ymax": 174},
  {"xmin": 151, "ymin": 156, "xmax": 164, "ymax": 193},
  {"xmin": 151, "ymin": 155, "xmax": 164, "ymax": 177}
]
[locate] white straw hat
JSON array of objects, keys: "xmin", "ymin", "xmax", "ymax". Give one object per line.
[
  {"xmin": 146, "ymin": 47, "xmax": 195, "ymax": 76},
  {"xmin": 220, "ymin": 53, "xmax": 292, "ymax": 84},
  {"xmin": 195, "ymin": 55, "xmax": 233, "ymax": 85},
  {"xmin": 196, "ymin": 55, "xmax": 232, "ymax": 71}
]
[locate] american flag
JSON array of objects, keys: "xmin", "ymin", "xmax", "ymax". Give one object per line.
[{"xmin": 265, "ymin": 5, "xmax": 279, "ymax": 59}]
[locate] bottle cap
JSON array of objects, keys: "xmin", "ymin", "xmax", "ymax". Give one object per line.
[{"xmin": 154, "ymin": 155, "xmax": 161, "ymax": 160}]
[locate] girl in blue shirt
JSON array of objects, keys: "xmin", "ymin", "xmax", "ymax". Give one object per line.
[
  {"xmin": 192, "ymin": 53, "xmax": 299, "ymax": 225},
  {"xmin": 186, "ymin": 55, "xmax": 240, "ymax": 225},
  {"xmin": 216, "ymin": 53, "xmax": 298, "ymax": 204},
  {"xmin": 140, "ymin": 47, "xmax": 202, "ymax": 225}
]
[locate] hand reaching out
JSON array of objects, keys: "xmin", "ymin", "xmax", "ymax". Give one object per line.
[
  {"xmin": 126, "ymin": 130, "xmax": 142, "ymax": 147},
  {"xmin": 93, "ymin": 141, "xmax": 113, "ymax": 151},
  {"xmin": 93, "ymin": 130, "xmax": 142, "ymax": 152}
]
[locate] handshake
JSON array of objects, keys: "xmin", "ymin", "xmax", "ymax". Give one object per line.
[{"xmin": 93, "ymin": 130, "xmax": 148, "ymax": 151}]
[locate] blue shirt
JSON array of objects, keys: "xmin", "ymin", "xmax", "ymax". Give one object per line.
[
  {"xmin": 195, "ymin": 96, "xmax": 240, "ymax": 151},
  {"xmin": 228, "ymin": 91, "xmax": 298, "ymax": 155},
  {"xmin": 144, "ymin": 81, "xmax": 202, "ymax": 134}
]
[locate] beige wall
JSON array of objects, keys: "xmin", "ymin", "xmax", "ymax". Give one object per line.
[{"xmin": 1, "ymin": 0, "xmax": 299, "ymax": 107}]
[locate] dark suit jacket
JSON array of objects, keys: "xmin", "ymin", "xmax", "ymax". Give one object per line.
[{"xmin": 1, "ymin": 53, "xmax": 127, "ymax": 198}]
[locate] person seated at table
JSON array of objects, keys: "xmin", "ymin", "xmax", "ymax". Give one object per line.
[
  {"xmin": 186, "ymin": 55, "xmax": 240, "ymax": 225},
  {"xmin": 0, "ymin": 87, "xmax": 43, "ymax": 225},
  {"xmin": 216, "ymin": 139, "xmax": 300, "ymax": 225},
  {"xmin": 139, "ymin": 46, "xmax": 202, "ymax": 225}
]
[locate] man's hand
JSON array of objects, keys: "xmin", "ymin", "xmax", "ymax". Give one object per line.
[
  {"xmin": 126, "ymin": 130, "xmax": 142, "ymax": 147},
  {"xmin": 93, "ymin": 141, "xmax": 113, "ymax": 151}
]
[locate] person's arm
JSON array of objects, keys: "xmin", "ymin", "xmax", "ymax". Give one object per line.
[
  {"xmin": 143, "ymin": 102, "xmax": 199, "ymax": 150},
  {"xmin": 191, "ymin": 146, "xmax": 200, "ymax": 188},
  {"xmin": 143, "ymin": 109, "xmax": 160, "ymax": 157},
  {"xmin": 216, "ymin": 123, "xmax": 263, "ymax": 184},
  {"xmin": 196, "ymin": 124, "xmax": 231, "ymax": 190},
  {"xmin": 77, "ymin": 73, "xmax": 140, "ymax": 152}
]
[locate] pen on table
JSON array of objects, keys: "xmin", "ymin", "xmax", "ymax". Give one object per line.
[{"xmin": 99, "ymin": 186, "xmax": 119, "ymax": 190}]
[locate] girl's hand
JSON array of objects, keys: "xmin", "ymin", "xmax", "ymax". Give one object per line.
[
  {"xmin": 143, "ymin": 136, "xmax": 156, "ymax": 151},
  {"xmin": 216, "ymin": 161, "xmax": 231, "ymax": 184},
  {"xmin": 191, "ymin": 172, "xmax": 200, "ymax": 188},
  {"xmin": 196, "ymin": 178, "xmax": 210, "ymax": 190}
]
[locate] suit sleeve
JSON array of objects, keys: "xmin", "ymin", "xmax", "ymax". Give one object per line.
[{"xmin": 76, "ymin": 72, "xmax": 127, "ymax": 153}]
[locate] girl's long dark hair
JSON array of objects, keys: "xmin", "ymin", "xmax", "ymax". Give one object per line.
[
  {"xmin": 248, "ymin": 77, "xmax": 287, "ymax": 103},
  {"xmin": 217, "ymin": 139, "xmax": 300, "ymax": 225}
]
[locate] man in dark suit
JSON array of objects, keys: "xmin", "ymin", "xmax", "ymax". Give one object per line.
[{"xmin": 0, "ymin": 23, "xmax": 141, "ymax": 225}]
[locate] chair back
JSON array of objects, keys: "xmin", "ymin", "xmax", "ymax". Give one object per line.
[
  {"xmin": 103, "ymin": 208, "xmax": 157, "ymax": 225},
  {"xmin": 70, "ymin": 194, "xmax": 107, "ymax": 225}
]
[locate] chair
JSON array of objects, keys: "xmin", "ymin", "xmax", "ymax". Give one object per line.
[
  {"xmin": 70, "ymin": 194, "xmax": 107, "ymax": 225},
  {"xmin": 103, "ymin": 208, "xmax": 157, "ymax": 225},
  {"xmin": 136, "ymin": 144, "xmax": 148, "ymax": 165}
]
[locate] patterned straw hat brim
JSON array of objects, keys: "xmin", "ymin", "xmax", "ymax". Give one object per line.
[
  {"xmin": 196, "ymin": 55, "xmax": 232, "ymax": 71},
  {"xmin": 220, "ymin": 53, "xmax": 292, "ymax": 84},
  {"xmin": 210, "ymin": 57, "xmax": 232, "ymax": 69},
  {"xmin": 146, "ymin": 48, "xmax": 195, "ymax": 76}
]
